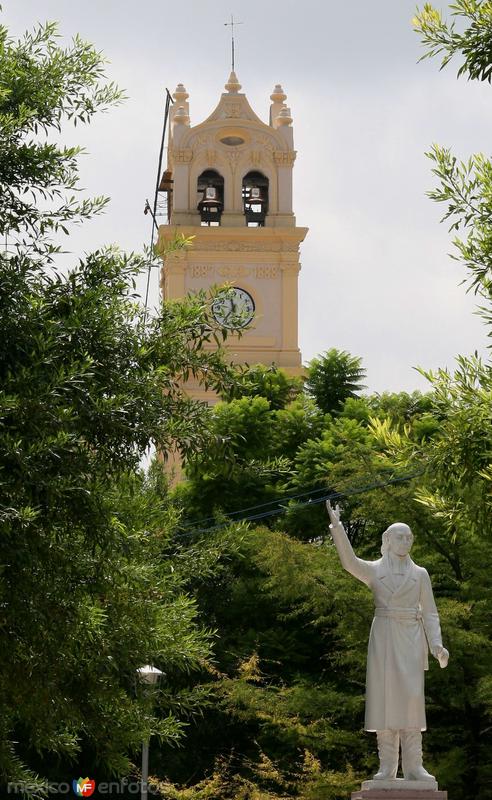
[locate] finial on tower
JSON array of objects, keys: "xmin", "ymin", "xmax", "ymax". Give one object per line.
[
  {"xmin": 173, "ymin": 105, "xmax": 190, "ymax": 125},
  {"xmin": 270, "ymin": 84, "xmax": 287, "ymax": 104},
  {"xmin": 173, "ymin": 83, "xmax": 189, "ymax": 102},
  {"xmin": 269, "ymin": 85, "xmax": 289, "ymax": 129},
  {"xmin": 225, "ymin": 70, "xmax": 242, "ymax": 93},
  {"xmin": 277, "ymin": 107, "xmax": 293, "ymax": 126}
]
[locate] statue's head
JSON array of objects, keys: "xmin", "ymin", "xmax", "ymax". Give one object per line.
[{"xmin": 381, "ymin": 522, "xmax": 414, "ymax": 557}]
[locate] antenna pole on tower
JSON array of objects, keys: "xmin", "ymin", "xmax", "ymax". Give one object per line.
[{"xmin": 224, "ymin": 14, "xmax": 243, "ymax": 72}]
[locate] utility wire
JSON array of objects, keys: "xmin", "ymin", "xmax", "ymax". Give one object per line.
[
  {"xmin": 173, "ymin": 470, "xmax": 424, "ymax": 538},
  {"xmin": 177, "ymin": 483, "xmax": 330, "ymax": 531},
  {"xmin": 143, "ymin": 88, "xmax": 173, "ymax": 320}
]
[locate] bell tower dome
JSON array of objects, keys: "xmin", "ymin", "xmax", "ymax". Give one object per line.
[{"xmin": 158, "ymin": 73, "xmax": 308, "ymax": 402}]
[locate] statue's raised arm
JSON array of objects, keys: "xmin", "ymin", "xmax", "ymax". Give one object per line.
[
  {"xmin": 325, "ymin": 500, "xmax": 449, "ymax": 789},
  {"xmin": 326, "ymin": 500, "xmax": 372, "ymax": 585}
]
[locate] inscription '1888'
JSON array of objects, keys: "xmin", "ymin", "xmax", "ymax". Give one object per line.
[{"xmin": 255, "ymin": 266, "xmax": 279, "ymax": 279}]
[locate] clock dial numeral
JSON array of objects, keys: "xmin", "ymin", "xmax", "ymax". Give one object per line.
[{"xmin": 212, "ymin": 286, "xmax": 255, "ymax": 329}]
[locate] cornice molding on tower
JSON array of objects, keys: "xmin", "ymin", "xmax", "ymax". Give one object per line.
[{"xmin": 158, "ymin": 226, "xmax": 308, "ymax": 251}]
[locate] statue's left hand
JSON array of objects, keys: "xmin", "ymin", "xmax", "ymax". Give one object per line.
[{"xmin": 434, "ymin": 645, "xmax": 449, "ymax": 669}]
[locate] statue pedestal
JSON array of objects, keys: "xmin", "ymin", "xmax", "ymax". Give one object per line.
[
  {"xmin": 361, "ymin": 780, "xmax": 439, "ymax": 792},
  {"xmin": 352, "ymin": 780, "xmax": 447, "ymax": 800}
]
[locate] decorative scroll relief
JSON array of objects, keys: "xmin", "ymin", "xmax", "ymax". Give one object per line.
[
  {"xmin": 225, "ymin": 150, "xmax": 241, "ymax": 170},
  {"xmin": 254, "ymin": 134, "xmax": 276, "ymax": 153},
  {"xmin": 190, "ymin": 264, "xmax": 281, "ymax": 280},
  {"xmin": 172, "ymin": 148, "xmax": 193, "ymax": 163},
  {"xmin": 273, "ymin": 151, "xmax": 297, "ymax": 166},
  {"xmin": 224, "ymin": 102, "xmax": 242, "ymax": 118},
  {"xmin": 193, "ymin": 241, "xmax": 299, "ymax": 253},
  {"xmin": 192, "ymin": 134, "xmax": 213, "ymax": 148}
]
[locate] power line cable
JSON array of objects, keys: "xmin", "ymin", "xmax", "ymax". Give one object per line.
[
  {"xmin": 173, "ymin": 470, "xmax": 424, "ymax": 538},
  {"xmin": 177, "ymin": 469, "xmax": 424, "ymax": 532},
  {"xmin": 177, "ymin": 483, "xmax": 330, "ymax": 531}
]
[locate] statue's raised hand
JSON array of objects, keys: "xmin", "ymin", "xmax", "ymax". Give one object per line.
[{"xmin": 326, "ymin": 500, "xmax": 341, "ymax": 528}]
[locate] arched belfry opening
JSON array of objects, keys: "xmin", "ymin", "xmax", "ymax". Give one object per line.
[
  {"xmin": 242, "ymin": 171, "xmax": 269, "ymax": 227},
  {"xmin": 197, "ymin": 170, "xmax": 224, "ymax": 226}
]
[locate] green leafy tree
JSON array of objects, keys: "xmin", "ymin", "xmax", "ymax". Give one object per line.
[
  {"xmin": 220, "ymin": 364, "xmax": 303, "ymax": 410},
  {"xmin": 174, "ymin": 352, "xmax": 367, "ymax": 530},
  {"xmin": 0, "ymin": 20, "xmax": 122, "ymax": 237},
  {"xmin": 0, "ymin": 17, "xmax": 236, "ymax": 793},
  {"xmin": 414, "ymin": 1, "xmax": 492, "ymax": 82},
  {"xmin": 305, "ymin": 349, "xmax": 367, "ymax": 415},
  {"xmin": 414, "ymin": 2, "xmax": 492, "ymax": 325},
  {"xmin": 174, "ymin": 395, "xmax": 292, "ymax": 527},
  {"xmin": 270, "ymin": 395, "xmax": 326, "ymax": 460},
  {"xmin": 281, "ymin": 393, "xmax": 434, "ymax": 543},
  {"xmin": 173, "ymin": 391, "xmax": 329, "ymax": 532}
]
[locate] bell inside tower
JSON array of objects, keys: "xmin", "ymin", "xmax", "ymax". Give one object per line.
[
  {"xmin": 197, "ymin": 169, "xmax": 224, "ymax": 226},
  {"xmin": 242, "ymin": 171, "xmax": 269, "ymax": 227}
]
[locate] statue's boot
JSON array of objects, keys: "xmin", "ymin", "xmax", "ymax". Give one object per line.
[
  {"xmin": 373, "ymin": 730, "xmax": 399, "ymax": 780},
  {"xmin": 400, "ymin": 729, "xmax": 435, "ymax": 781}
]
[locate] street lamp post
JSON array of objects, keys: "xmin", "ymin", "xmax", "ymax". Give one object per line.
[{"xmin": 136, "ymin": 665, "xmax": 163, "ymax": 800}]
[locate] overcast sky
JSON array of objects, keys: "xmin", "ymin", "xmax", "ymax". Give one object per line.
[{"xmin": 3, "ymin": 0, "xmax": 491, "ymax": 393}]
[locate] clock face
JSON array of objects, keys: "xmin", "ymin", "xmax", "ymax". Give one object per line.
[{"xmin": 211, "ymin": 286, "xmax": 255, "ymax": 329}]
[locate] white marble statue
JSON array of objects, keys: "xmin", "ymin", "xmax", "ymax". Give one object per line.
[{"xmin": 326, "ymin": 501, "xmax": 449, "ymax": 785}]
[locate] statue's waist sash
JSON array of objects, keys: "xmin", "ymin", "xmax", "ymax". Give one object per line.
[{"xmin": 374, "ymin": 607, "xmax": 422, "ymax": 620}]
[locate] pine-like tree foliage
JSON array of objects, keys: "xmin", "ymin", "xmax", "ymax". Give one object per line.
[{"xmin": 305, "ymin": 350, "xmax": 367, "ymax": 415}]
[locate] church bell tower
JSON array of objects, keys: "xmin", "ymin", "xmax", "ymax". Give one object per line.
[{"xmin": 157, "ymin": 72, "xmax": 308, "ymax": 403}]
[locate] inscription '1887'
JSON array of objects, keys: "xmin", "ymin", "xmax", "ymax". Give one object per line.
[{"xmin": 190, "ymin": 265, "xmax": 214, "ymax": 279}]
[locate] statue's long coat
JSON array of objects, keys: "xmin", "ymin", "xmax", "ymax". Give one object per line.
[{"xmin": 331, "ymin": 525, "xmax": 443, "ymax": 731}]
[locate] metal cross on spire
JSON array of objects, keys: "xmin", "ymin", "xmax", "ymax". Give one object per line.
[{"xmin": 224, "ymin": 14, "xmax": 243, "ymax": 72}]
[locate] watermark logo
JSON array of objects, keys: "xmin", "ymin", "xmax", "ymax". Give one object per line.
[
  {"xmin": 72, "ymin": 777, "xmax": 96, "ymax": 797},
  {"xmin": 8, "ymin": 777, "xmax": 150, "ymax": 795}
]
